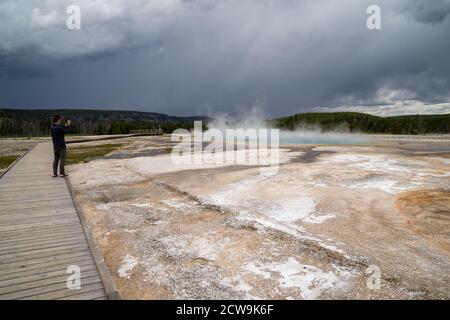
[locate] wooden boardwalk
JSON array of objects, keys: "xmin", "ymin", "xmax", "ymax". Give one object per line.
[{"xmin": 0, "ymin": 143, "xmax": 108, "ymax": 300}]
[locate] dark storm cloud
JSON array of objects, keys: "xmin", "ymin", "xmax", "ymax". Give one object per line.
[
  {"xmin": 400, "ymin": 0, "xmax": 450, "ymax": 24},
  {"xmin": 0, "ymin": 0, "xmax": 449, "ymax": 116}
]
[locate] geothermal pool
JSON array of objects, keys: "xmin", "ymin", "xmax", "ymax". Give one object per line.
[
  {"xmin": 193, "ymin": 128, "xmax": 369, "ymax": 146},
  {"xmin": 67, "ymin": 134, "xmax": 450, "ymax": 299},
  {"xmin": 279, "ymin": 131, "xmax": 368, "ymax": 145}
]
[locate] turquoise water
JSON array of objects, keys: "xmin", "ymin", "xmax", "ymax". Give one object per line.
[
  {"xmin": 279, "ymin": 133, "xmax": 368, "ymax": 145},
  {"xmin": 202, "ymin": 129, "xmax": 368, "ymax": 146}
]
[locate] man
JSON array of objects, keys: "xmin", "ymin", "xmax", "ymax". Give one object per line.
[{"xmin": 50, "ymin": 115, "xmax": 70, "ymax": 177}]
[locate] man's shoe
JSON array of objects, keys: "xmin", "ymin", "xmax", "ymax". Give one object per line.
[
  {"xmin": 59, "ymin": 174, "xmax": 68, "ymax": 177},
  {"xmin": 52, "ymin": 174, "xmax": 58, "ymax": 177}
]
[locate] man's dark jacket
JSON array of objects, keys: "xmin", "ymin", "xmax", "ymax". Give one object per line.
[{"xmin": 50, "ymin": 124, "xmax": 70, "ymax": 150}]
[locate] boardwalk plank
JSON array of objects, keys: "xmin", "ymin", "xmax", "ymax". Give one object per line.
[
  {"xmin": 0, "ymin": 252, "xmax": 94, "ymax": 276},
  {"xmin": 0, "ymin": 229, "xmax": 85, "ymax": 244},
  {"xmin": 21, "ymin": 281, "xmax": 104, "ymax": 300},
  {"xmin": 0, "ymin": 237, "xmax": 89, "ymax": 255},
  {"xmin": 0, "ymin": 263, "xmax": 97, "ymax": 288},
  {"xmin": 0, "ymin": 256, "xmax": 95, "ymax": 281},
  {"xmin": 2, "ymin": 276, "xmax": 102, "ymax": 299},
  {"xmin": 58, "ymin": 289, "xmax": 107, "ymax": 300},
  {"xmin": 0, "ymin": 218, "xmax": 81, "ymax": 232},
  {"xmin": 0, "ymin": 270, "xmax": 101, "ymax": 295}
]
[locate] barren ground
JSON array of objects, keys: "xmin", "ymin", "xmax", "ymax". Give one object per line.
[{"xmin": 8, "ymin": 134, "xmax": 448, "ymax": 299}]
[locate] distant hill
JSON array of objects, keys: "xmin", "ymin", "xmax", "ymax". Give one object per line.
[
  {"xmin": 0, "ymin": 108, "xmax": 209, "ymax": 136},
  {"xmin": 273, "ymin": 112, "xmax": 450, "ymax": 134}
]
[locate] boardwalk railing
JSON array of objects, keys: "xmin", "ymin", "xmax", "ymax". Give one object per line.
[{"xmin": 129, "ymin": 128, "xmax": 163, "ymax": 135}]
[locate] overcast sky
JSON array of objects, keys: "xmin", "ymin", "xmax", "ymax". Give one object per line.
[{"xmin": 1, "ymin": 0, "xmax": 449, "ymax": 117}]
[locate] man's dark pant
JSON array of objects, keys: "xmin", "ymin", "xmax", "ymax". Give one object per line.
[{"xmin": 53, "ymin": 148, "xmax": 66, "ymax": 176}]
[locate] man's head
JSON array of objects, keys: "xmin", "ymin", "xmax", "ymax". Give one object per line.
[{"xmin": 53, "ymin": 115, "xmax": 62, "ymax": 125}]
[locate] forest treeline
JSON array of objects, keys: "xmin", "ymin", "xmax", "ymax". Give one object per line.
[
  {"xmin": 0, "ymin": 109, "xmax": 208, "ymax": 136},
  {"xmin": 1, "ymin": 109, "xmax": 449, "ymax": 136},
  {"xmin": 273, "ymin": 112, "xmax": 450, "ymax": 134}
]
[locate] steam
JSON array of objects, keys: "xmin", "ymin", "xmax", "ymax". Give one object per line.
[
  {"xmin": 205, "ymin": 107, "xmax": 368, "ymax": 145},
  {"xmin": 206, "ymin": 106, "xmax": 269, "ymax": 131}
]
